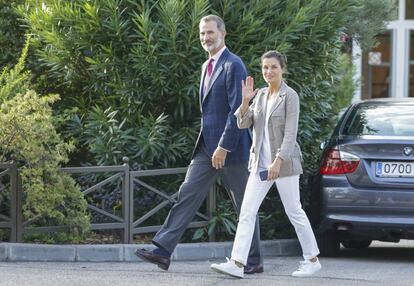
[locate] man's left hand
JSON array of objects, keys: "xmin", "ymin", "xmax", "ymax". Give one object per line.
[{"xmin": 212, "ymin": 147, "xmax": 228, "ymax": 169}]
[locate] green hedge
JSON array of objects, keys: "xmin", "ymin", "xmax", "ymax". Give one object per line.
[
  {"xmin": 14, "ymin": 0, "xmax": 355, "ymax": 241},
  {"xmin": 18, "ymin": 0, "xmax": 353, "ymax": 169},
  {"xmin": 0, "ymin": 0, "xmax": 392, "ymax": 241}
]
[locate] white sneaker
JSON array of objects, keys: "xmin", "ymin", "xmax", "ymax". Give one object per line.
[
  {"xmin": 292, "ymin": 258, "xmax": 322, "ymax": 277},
  {"xmin": 210, "ymin": 257, "xmax": 244, "ymax": 278}
]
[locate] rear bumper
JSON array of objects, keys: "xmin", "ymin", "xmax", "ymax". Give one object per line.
[
  {"xmin": 320, "ymin": 213, "xmax": 414, "ymax": 229},
  {"xmin": 318, "ymin": 179, "xmax": 414, "ymax": 239},
  {"xmin": 319, "ymin": 213, "xmax": 414, "ymax": 240}
]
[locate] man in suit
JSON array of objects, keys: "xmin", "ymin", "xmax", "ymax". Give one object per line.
[{"xmin": 135, "ymin": 15, "xmax": 263, "ymax": 274}]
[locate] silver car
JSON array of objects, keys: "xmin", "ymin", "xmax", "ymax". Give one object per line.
[{"xmin": 311, "ymin": 98, "xmax": 414, "ymax": 256}]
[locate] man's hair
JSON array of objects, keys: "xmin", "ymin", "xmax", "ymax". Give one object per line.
[
  {"xmin": 261, "ymin": 50, "xmax": 287, "ymax": 70},
  {"xmin": 200, "ymin": 15, "xmax": 226, "ymax": 33}
]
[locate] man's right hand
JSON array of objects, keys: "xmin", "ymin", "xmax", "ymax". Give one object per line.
[{"xmin": 212, "ymin": 146, "xmax": 227, "ymax": 169}]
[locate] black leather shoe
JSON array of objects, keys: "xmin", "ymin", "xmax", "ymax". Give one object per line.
[
  {"xmin": 134, "ymin": 248, "xmax": 171, "ymax": 271},
  {"xmin": 244, "ymin": 264, "xmax": 264, "ymax": 274}
]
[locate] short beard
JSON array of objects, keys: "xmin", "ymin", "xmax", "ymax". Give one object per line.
[{"xmin": 203, "ymin": 37, "xmax": 223, "ymax": 53}]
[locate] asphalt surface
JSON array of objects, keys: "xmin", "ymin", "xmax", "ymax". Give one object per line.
[{"xmin": 1, "ymin": 240, "xmax": 414, "ymax": 286}]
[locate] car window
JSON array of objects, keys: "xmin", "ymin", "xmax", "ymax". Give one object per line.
[{"xmin": 342, "ymin": 103, "xmax": 414, "ymax": 137}]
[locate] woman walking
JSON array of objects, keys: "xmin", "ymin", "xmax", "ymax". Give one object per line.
[{"xmin": 210, "ymin": 51, "xmax": 321, "ymax": 278}]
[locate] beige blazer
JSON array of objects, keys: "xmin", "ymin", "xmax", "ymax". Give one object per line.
[{"xmin": 234, "ymin": 81, "xmax": 303, "ymax": 177}]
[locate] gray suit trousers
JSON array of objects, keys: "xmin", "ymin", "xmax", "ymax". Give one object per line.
[{"xmin": 152, "ymin": 148, "xmax": 263, "ymax": 264}]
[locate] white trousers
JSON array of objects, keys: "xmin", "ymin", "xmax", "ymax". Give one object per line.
[{"xmin": 231, "ymin": 173, "xmax": 320, "ymax": 265}]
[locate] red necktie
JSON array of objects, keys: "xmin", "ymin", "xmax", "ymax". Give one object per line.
[{"xmin": 207, "ymin": 58, "xmax": 214, "ymax": 77}]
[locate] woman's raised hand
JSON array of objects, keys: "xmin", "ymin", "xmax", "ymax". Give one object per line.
[{"xmin": 241, "ymin": 76, "xmax": 258, "ymax": 104}]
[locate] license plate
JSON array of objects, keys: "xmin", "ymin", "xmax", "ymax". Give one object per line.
[{"xmin": 376, "ymin": 162, "xmax": 414, "ymax": 178}]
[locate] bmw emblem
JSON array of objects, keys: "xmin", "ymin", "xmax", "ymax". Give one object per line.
[{"xmin": 403, "ymin": 147, "xmax": 413, "ymax": 156}]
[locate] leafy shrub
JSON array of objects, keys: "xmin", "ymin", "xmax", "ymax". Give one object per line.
[
  {"xmin": 192, "ymin": 189, "xmax": 237, "ymax": 242},
  {"xmin": 345, "ymin": 0, "xmax": 396, "ymax": 50},
  {"xmin": 0, "ymin": 1, "xmax": 27, "ymax": 69},
  {"xmin": 0, "ymin": 39, "xmax": 89, "ymax": 241},
  {"xmin": 331, "ymin": 53, "xmax": 357, "ymax": 115}
]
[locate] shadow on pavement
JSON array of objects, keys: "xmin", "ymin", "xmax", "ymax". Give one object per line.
[{"xmin": 337, "ymin": 241, "xmax": 414, "ymax": 262}]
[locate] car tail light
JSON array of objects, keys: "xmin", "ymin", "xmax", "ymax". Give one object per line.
[{"xmin": 320, "ymin": 148, "xmax": 360, "ymax": 175}]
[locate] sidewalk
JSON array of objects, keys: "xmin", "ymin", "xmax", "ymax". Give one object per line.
[{"xmin": 0, "ymin": 239, "xmax": 300, "ymax": 262}]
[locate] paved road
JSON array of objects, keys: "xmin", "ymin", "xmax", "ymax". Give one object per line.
[{"xmin": 1, "ymin": 240, "xmax": 413, "ymax": 286}]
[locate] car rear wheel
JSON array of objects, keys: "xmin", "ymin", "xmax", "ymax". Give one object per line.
[
  {"xmin": 316, "ymin": 230, "xmax": 340, "ymax": 257},
  {"xmin": 341, "ymin": 239, "xmax": 372, "ymax": 249}
]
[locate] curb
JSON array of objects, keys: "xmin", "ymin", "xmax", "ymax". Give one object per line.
[{"xmin": 0, "ymin": 239, "xmax": 300, "ymax": 262}]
